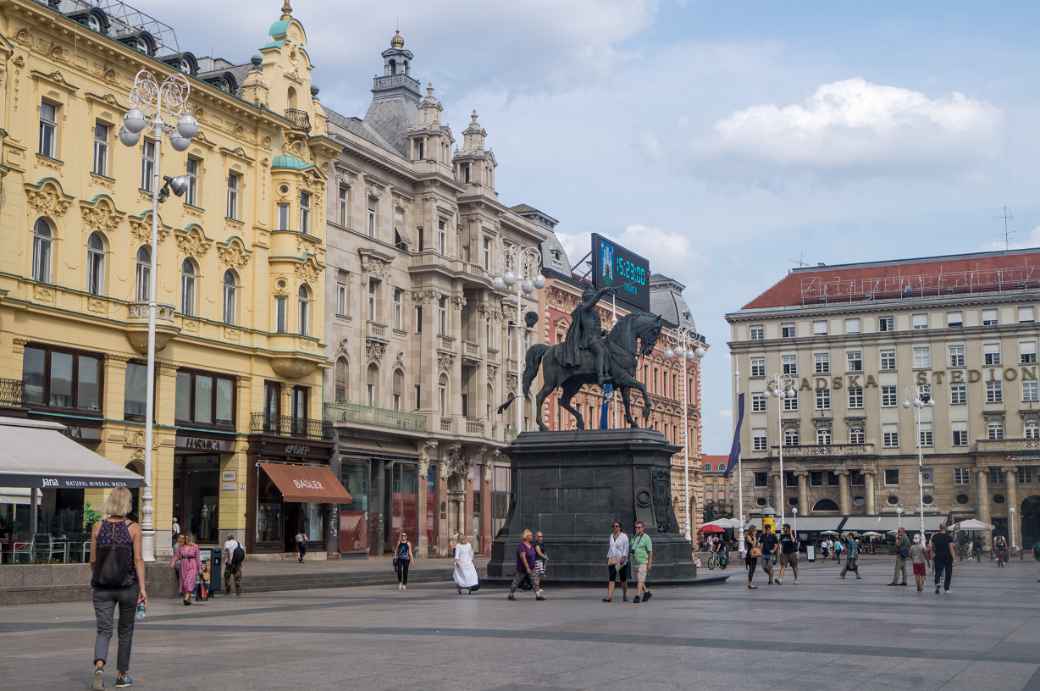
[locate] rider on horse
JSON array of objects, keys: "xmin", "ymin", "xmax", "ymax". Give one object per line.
[{"xmin": 560, "ymin": 285, "xmax": 614, "ymax": 385}]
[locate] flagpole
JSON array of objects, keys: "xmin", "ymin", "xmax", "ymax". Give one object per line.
[{"xmin": 736, "ymin": 361, "xmax": 745, "ymax": 557}]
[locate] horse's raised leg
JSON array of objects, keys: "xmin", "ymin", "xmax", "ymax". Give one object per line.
[
  {"xmin": 619, "ymin": 385, "xmax": 638, "ymax": 428},
  {"xmin": 535, "ymin": 383, "xmax": 554, "ymax": 431},
  {"xmin": 559, "ymin": 380, "xmax": 585, "ymax": 430}
]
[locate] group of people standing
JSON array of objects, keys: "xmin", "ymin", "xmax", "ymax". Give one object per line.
[{"xmin": 601, "ymin": 520, "xmax": 654, "ymax": 603}]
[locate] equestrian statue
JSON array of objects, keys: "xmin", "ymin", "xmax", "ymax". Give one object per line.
[{"xmin": 515, "ymin": 285, "xmax": 663, "ymax": 431}]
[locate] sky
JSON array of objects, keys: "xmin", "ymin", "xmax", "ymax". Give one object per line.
[{"xmin": 136, "ymin": 0, "xmax": 1040, "ymax": 452}]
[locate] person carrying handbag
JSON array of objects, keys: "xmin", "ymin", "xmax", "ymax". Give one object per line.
[{"xmin": 744, "ymin": 525, "xmax": 761, "ymax": 590}]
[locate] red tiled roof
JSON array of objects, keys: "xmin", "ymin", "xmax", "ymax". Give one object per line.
[
  {"xmin": 742, "ymin": 248, "xmax": 1040, "ymax": 310},
  {"xmin": 702, "ymin": 454, "xmax": 729, "ymax": 473}
]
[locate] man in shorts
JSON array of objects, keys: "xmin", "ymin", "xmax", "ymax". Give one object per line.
[
  {"xmin": 777, "ymin": 523, "xmax": 798, "ymax": 584},
  {"xmin": 759, "ymin": 523, "xmax": 779, "ymax": 585},
  {"xmin": 630, "ymin": 521, "xmax": 653, "ymax": 603}
]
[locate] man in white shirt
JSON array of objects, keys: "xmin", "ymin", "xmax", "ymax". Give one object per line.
[
  {"xmin": 603, "ymin": 521, "xmax": 630, "ymax": 603},
  {"xmin": 223, "ymin": 534, "xmax": 243, "ymax": 596}
]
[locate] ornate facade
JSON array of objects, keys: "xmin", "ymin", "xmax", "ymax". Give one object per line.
[
  {"xmin": 321, "ymin": 32, "xmax": 549, "ymax": 557},
  {"xmin": 0, "ymin": 0, "xmax": 341, "ymax": 555}
]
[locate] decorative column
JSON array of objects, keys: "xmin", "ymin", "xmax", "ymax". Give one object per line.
[
  {"xmin": 837, "ymin": 470, "xmax": 851, "ymax": 515},
  {"xmin": 796, "ymin": 471, "xmax": 809, "ymax": 516},
  {"xmin": 1004, "ymin": 465, "xmax": 1019, "ymax": 548},
  {"xmin": 416, "ymin": 440, "xmax": 437, "ymax": 558},
  {"xmin": 864, "ymin": 470, "xmax": 876, "ymax": 516},
  {"xmin": 976, "ymin": 467, "xmax": 991, "ymax": 549}
]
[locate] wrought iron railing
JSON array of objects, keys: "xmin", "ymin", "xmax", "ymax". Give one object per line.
[
  {"xmin": 250, "ymin": 413, "xmax": 331, "ymax": 440},
  {"xmin": 324, "ymin": 403, "xmax": 427, "ymax": 433},
  {"xmin": 0, "ymin": 378, "xmax": 23, "ymax": 408},
  {"xmin": 128, "ymin": 302, "xmax": 177, "ymax": 321},
  {"xmin": 284, "ymin": 107, "xmax": 311, "ymax": 131},
  {"xmin": 465, "ymin": 418, "xmax": 485, "ymax": 434}
]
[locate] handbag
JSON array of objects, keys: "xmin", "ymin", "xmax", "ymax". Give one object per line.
[{"xmin": 750, "ymin": 546, "xmax": 763, "ymax": 558}]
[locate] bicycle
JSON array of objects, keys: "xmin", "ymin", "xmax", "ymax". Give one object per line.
[{"xmin": 705, "ymin": 551, "xmax": 720, "ymax": 570}]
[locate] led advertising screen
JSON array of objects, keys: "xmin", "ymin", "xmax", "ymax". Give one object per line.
[{"xmin": 590, "ymin": 233, "xmax": 650, "ymax": 312}]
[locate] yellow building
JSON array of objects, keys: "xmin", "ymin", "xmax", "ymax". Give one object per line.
[{"xmin": 0, "ymin": 0, "xmax": 342, "ymax": 556}]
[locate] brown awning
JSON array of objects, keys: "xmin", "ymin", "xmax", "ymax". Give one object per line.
[{"xmin": 259, "ymin": 463, "xmax": 352, "ymax": 504}]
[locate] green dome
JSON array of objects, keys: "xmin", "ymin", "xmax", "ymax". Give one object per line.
[
  {"xmin": 269, "ymin": 20, "xmax": 289, "ymax": 38},
  {"xmin": 271, "ymin": 153, "xmax": 313, "ymax": 171}
]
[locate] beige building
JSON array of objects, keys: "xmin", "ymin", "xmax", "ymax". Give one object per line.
[
  {"xmin": 727, "ymin": 249, "xmax": 1040, "ymax": 549},
  {"xmin": 0, "ymin": 0, "xmax": 342, "ymax": 556},
  {"xmin": 320, "ymin": 32, "xmax": 549, "ymax": 557}
]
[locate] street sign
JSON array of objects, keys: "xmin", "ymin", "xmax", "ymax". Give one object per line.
[{"xmin": 590, "ymin": 233, "xmax": 650, "ymax": 312}]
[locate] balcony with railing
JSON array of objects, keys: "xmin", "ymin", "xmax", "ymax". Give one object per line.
[
  {"xmin": 250, "ymin": 413, "xmax": 331, "ymax": 440},
  {"xmin": 768, "ymin": 443, "xmax": 875, "ymax": 458},
  {"xmin": 0, "ymin": 379, "xmax": 23, "ymax": 409},
  {"xmin": 440, "ymin": 416, "xmax": 454, "ymax": 433},
  {"xmin": 465, "ymin": 418, "xmax": 485, "ymax": 435},
  {"xmin": 284, "ymin": 108, "xmax": 311, "ymax": 131},
  {"xmin": 126, "ymin": 302, "xmax": 180, "ymax": 354},
  {"xmin": 976, "ymin": 437, "xmax": 1040, "ymax": 454},
  {"xmin": 324, "ymin": 402, "xmax": 427, "ymax": 433}
]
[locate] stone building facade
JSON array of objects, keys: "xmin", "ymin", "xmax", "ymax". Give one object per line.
[
  {"xmin": 727, "ymin": 249, "xmax": 1040, "ymax": 549},
  {"xmin": 536, "ymin": 228, "xmax": 707, "ymax": 537},
  {"xmin": 320, "ymin": 32, "xmax": 549, "ymax": 557},
  {"xmin": 701, "ymin": 454, "xmax": 736, "ymax": 521},
  {"xmin": 0, "ymin": 0, "xmax": 342, "ymax": 556}
]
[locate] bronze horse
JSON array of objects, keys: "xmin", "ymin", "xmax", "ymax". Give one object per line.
[{"xmin": 522, "ymin": 312, "xmax": 663, "ymax": 431}]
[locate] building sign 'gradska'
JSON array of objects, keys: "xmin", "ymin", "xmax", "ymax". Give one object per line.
[{"xmin": 790, "ymin": 366, "xmax": 1038, "ymax": 391}]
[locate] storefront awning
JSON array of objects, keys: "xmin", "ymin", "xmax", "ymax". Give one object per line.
[
  {"xmin": 259, "ymin": 462, "xmax": 352, "ymax": 503},
  {"xmin": 841, "ymin": 515, "xmax": 947, "ymax": 533},
  {"xmin": 0, "ymin": 417, "xmax": 143, "ymax": 489},
  {"xmin": 789, "ymin": 517, "xmax": 843, "ymax": 533}
]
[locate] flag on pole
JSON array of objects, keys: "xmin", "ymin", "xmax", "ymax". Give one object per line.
[
  {"xmin": 723, "ymin": 393, "xmax": 745, "ymax": 478},
  {"xmin": 599, "ymin": 384, "xmax": 613, "ymax": 429}
]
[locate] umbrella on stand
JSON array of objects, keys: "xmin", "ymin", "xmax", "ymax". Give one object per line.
[
  {"xmin": 700, "ymin": 524, "xmax": 725, "ymax": 534},
  {"xmin": 862, "ymin": 531, "xmax": 884, "ymax": 539},
  {"xmin": 951, "ymin": 519, "xmax": 991, "ymax": 531},
  {"xmin": 821, "ymin": 530, "xmax": 840, "ymax": 536}
]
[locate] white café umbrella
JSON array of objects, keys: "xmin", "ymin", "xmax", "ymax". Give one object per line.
[
  {"xmin": 862, "ymin": 531, "xmax": 884, "ymax": 538},
  {"xmin": 705, "ymin": 517, "xmax": 743, "ymax": 529},
  {"xmin": 821, "ymin": 530, "xmax": 840, "ymax": 536},
  {"xmin": 951, "ymin": 519, "xmax": 991, "ymax": 531}
]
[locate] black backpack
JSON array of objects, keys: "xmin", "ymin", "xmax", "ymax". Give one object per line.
[
  {"xmin": 231, "ymin": 544, "xmax": 246, "ymax": 568},
  {"xmin": 91, "ymin": 523, "xmax": 135, "ymax": 589}
]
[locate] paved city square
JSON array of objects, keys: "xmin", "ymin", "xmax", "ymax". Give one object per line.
[{"xmin": 1, "ymin": 556, "xmax": 1037, "ymax": 691}]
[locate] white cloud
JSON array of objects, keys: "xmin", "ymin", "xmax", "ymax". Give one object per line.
[
  {"xmin": 982, "ymin": 225, "xmax": 1040, "ymax": 252},
  {"xmin": 694, "ymin": 78, "xmax": 1003, "ymax": 177}
]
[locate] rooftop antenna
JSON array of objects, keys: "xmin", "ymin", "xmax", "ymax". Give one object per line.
[
  {"xmin": 996, "ymin": 205, "xmax": 1015, "ymax": 251},
  {"xmin": 789, "ymin": 251, "xmax": 809, "ymax": 269}
]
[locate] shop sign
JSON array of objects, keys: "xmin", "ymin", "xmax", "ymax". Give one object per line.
[
  {"xmin": 795, "ymin": 366, "xmax": 1039, "ymax": 392},
  {"xmin": 293, "ymin": 478, "xmax": 325, "ymax": 491},
  {"xmin": 285, "ymin": 444, "xmax": 310, "ymax": 458},
  {"xmin": 176, "ymin": 434, "xmax": 234, "ymax": 453}
]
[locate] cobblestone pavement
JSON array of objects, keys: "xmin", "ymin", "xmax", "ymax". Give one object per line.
[{"xmin": 1, "ymin": 556, "xmax": 1037, "ymax": 690}]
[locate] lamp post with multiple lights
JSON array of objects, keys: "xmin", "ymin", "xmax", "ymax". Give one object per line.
[
  {"xmin": 119, "ymin": 69, "xmax": 199, "ymax": 561},
  {"xmin": 492, "ymin": 246, "xmax": 544, "ymax": 436},
  {"xmin": 664, "ymin": 330, "xmax": 705, "ymax": 539},
  {"xmin": 903, "ymin": 387, "xmax": 934, "ymax": 538}
]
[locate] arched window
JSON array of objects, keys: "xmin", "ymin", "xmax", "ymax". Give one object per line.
[
  {"xmin": 298, "ymin": 284, "xmax": 311, "ymax": 336},
  {"xmin": 180, "ymin": 259, "xmax": 196, "ymax": 316},
  {"xmin": 392, "ymin": 369, "xmax": 404, "ymax": 411},
  {"xmin": 222, "ymin": 270, "xmax": 237, "ymax": 325},
  {"xmin": 812, "ymin": 498, "xmax": 840, "ymax": 512},
  {"xmin": 334, "ymin": 358, "xmax": 348, "ymax": 403},
  {"xmin": 86, "ymin": 232, "xmax": 106, "ymax": 295},
  {"xmin": 135, "ymin": 246, "xmax": 150, "ymax": 301},
  {"xmin": 438, "ymin": 373, "xmax": 449, "ymax": 415},
  {"xmin": 287, "ymin": 86, "xmax": 297, "ymax": 109},
  {"xmin": 32, "ymin": 218, "xmax": 52, "ymax": 283},
  {"xmin": 366, "ymin": 364, "xmax": 379, "ymax": 406}
]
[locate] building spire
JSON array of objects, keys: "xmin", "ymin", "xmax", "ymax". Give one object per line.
[{"xmin": 280, "ymin": 0, "xmax": 293, "ymax": 20}]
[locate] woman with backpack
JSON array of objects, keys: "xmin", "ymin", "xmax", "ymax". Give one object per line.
[
  {"xmin": 90, "ymin": 487, "xmax": 147, "ymax": 690},
  {"xmin": 170, "ymin": 533, "xmax": 201, "ymax": 606}
]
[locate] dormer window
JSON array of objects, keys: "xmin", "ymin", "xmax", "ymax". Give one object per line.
[
  {"xmin": 178, "ymin": 59, "xmax": 192, "ymax": 75},
  {"xmin": 462, "ymin": 162, "xmax": 471, "ymax": 184}
]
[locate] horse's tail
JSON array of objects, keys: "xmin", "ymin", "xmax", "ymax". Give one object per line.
[{"xmin": 522, "ymin": 344, "xmax": 549, "ymax": 398}]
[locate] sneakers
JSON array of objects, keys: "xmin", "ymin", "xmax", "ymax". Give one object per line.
[
  {"xmin": 91, "ymin": 669, "xmax": 104, "ymax": 691},
  {"xmin": 935, "ymin": 585, "xmax": 940, "ymax": 594},
  {"xmin": 643, "ymin": 591, "xmax": 652, "ymax": 602},
  {"xmin": 115, "ymin": 675, "xmax": 134, "ymax": 688},
  {"xmin": 602, "ymin": 597, "xmax": 612, "ymax": 603},
  {"xmin": 900, "ymin": 582, "xmax": 907, "ymax": 586},
  {"xmin": 887, "ymin": 582, "xmax": 898, "ymax": 586},
  {"xmin": 633, "ymin": 596, "xmax": 641, "ymax": 604},
  {"xmin": 776, "ymin": 578, "xmax": 783, "ymax": 585},
  {"xmin": 508, "ymin": 593, "xmax": 516, "ymax": 601}
]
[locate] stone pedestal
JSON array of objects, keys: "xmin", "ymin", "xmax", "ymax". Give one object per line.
[{"xmin": 487, "ymin": 428, "xmax": 698, "ymax": 583}]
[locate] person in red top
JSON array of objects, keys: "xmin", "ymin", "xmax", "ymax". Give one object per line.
[{"xmin": 508, "ymin": 529, "xmax": 545, "ymax": 601}]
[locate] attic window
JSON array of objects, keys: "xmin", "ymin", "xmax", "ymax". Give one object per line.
[{"xmin": 551, "ymin": 249, "xmax": 561, "ymax": 262}]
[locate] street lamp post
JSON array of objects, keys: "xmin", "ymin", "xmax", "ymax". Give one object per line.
[
  {"xmin": 492, "ymin": 246, "xmax": 544, "ymax": 436},
  {"xmin": 1009, "ymin": 506, "xmax": 1017, "ymax": 552},
  {"xmin": 792, "ymin": 506, "xmax": 798, "ymax": 537},
  {"xmin": 768, "ymin": 374, "xmax": 798, "ymax": 533},
  {"xmin": 896, "ymin": 505, "xmax": 904, "ymax": 531},
  {"xmin": 119, "ymin": 69, "xmax": 198, "ymax": 562},
  {"xmin": 903, "ymin": 387, "xmax": 934, "ymax": 538},
  {"xmin": 664, "ymin": 331, "xmax": 705, "ymax": 540}
]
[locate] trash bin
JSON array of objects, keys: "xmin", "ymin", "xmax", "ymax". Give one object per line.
[
  {"xmin": 806, "ymin": 545, "xmax": 816, "ymax": 562},
  {"xmin": 209, "ymin": 548, "xmax": 222, "ymax": 595}
]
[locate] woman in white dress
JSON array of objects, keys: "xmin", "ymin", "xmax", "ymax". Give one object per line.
[{"xmin": 453, "ymin": 534, "xmax": 480, "ymax": 594}]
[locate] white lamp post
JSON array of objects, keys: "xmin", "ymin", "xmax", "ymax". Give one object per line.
[
  {"xmin": 896, "ymin": 505, "xmax": 904, "ymax": 531},
  {"xmin": 664, "ymin": 332, "xmax": 705, "ymax": 540},
  {"xmin": 792, "ymin": 506, "xmax": 798, "ymax": 537},
  {"xmin": 120, "ymin": 69, "xmax": 198, "ymax": 562},
  {"xmin": 768, "ymin": 374, "xmax": 798, "ymax": 534},
  {"xmin": 903, "ymin": 387, "xmax": 934, "ymax": 539},
  {"xmin": 492, "ymin": 246, "xmax": 544, "ymax": 436},
  {"xmin": 1009, "ymin": 506, "xmax": 1016, "ymax": 551}
]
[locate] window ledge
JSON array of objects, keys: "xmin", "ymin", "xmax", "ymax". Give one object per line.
[
  {"xmin": 36, "ymin": 153, "xmax": 64, "ymax": 167},
  {"xmin": 90, "ymin": 172, "xmax": 115, "ymax": 185}
]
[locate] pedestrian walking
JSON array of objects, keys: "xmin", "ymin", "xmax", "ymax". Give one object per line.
[
  {"xmin": 170, "ymin": 533, "xmax": 201, "ymax": 606},
  {"xmin": 453, "ymin": 534, "xmax": 480, "ymax": 594},
  {"xmin": 534, "ymin": 531, "xmax": 548, "ymax": 584},
  {"xmin": 393, "ymin": 532, "xmax": 413, "ymax": 591},
  {"xmin": 776, "ymin": 524, "xmax": 798, "ymax": 585},
  {"xmin": 222, "ymin": 534, "xmax": 244, "ymax": 596},
  {"xmin": 630, "ymin": 520, "xmax": 653, "ymax": 603},
  {"xmin": 994, "ymin": 535, "xmax": 1009, "ymax": 567},
  {"xmin": 839, "ymin": 533, "xmax": 862, "ymax": 580},
  {"xmin": 910, "ymin": 533, "xmax": 927, "ymax": 591},
  {"xmin": 603, "ymin": 520, "xmax": 630, "ymax": 603},
  {"xmin": 889, "ymin": 527, "xmax": 910, "ymax": 586},
  {"xmin": 508, "ymin": 529, "xmax": 544, "ymax": 601},
  {"xmin": 90, "ymin": 487, "xmax": 147, "ymax": 690},
  {"xmin": 759, "ymin": 523, "xmax": 779, "ymax": 585},
  {"xmin": 820, "ymin": 538, "xmax": 830, "ymax": 559},
  {"xmin": 744, "ymin": 524, "xmax": 761, "ymax": 590},
  {"xmin": 929, "ymin": 523, "xmax": 956, "ymax": 594},
  {"xmin": 294, "ymin": 531, "xmax": 307, "ymax": 563},
  {"xmin": 834, "ymin": 537, "xmax": 843, "ymax": 563}
]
